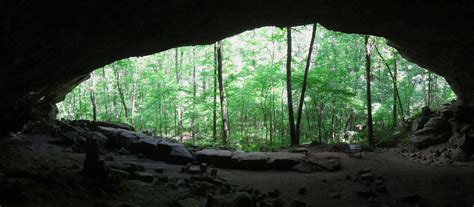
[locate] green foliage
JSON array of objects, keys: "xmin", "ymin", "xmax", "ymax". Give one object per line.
[{"xmin": 57, "ymin": 24, "xmax": 454, "ymax": 150}]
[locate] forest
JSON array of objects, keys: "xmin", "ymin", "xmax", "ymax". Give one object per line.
[{"xmin": 57, "ymin": 24, "xmax": 454, "ymax": 150}]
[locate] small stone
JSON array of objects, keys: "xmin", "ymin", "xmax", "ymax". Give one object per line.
[
  {"xmin": 375, "ymin": 185, "xmax": 387, "ymax": 193},
  {"xmin": 131, "ymin": 171, "xmax": 154, "ymax": 183},
  {"xmin": 156, "ymin": 175, "xmax": 169, "ymax": 183},
  {"xmin": 357, "ymin": 168, "xmax": 371, "ymax": 175},
  {"xmin": 188, "ymin": 165, "xmax": 202, "ymax": 175},
  {"xmin": 290, "ymin": 199, "xmax": 307, "ymax": 207},
  {"xmin": 105, "ymin": 155, "xmax": 115, "ymax": 161},
  {"xmin": 155, "ymin": 167, "xmax": 164, "ymax": 173},
  {"xmin": 268, "ymin": 189, "xmax": 280, "ymax": 198},
  {"xmin": 345, "ymin": 174, "xmax": 352, "ymax": 180},
  {"xmin": 200, "ymin": 163, "xmax": 208, "ymax": 172},
  {"xmin": 178, "ymin": 198, "xmax": 200, "ymax": 207},
  {"xmin": 121, "ymin": 203, "xmax": 140, "ymax": 207},
  {"xmin": 329, "ymin": 192, "xmax": 341, "ymax": 198},
  {"xmin": 356, "ymin": 189, "xmax": 375, "ymax": 198},
  {"xmin": 260, "ymin": 200, "xmax": 272, "ymax": 207},
  {"xmin": 211, "ymin": 168, "xmax": 218, "ymax": 176},
  {"xmin": 111, "ymin": 169, "xmax": 130, "ymax": 179},
  {"xmin": 298, "ymin": 187, "xmax": 307, "ymax": 195},
  {"xmin": 360, "ymin": 173, "xmax": 375, "ymax": 182},
  {"xmin": 400, "ymin": 193, "xmax": 421, "ymax": 204},
  {"xmin": 273, "ymin": 198, "xmax": 285, "ymax": 207}
]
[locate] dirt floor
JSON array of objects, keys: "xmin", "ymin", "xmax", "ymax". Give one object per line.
[{"xmin": 1, "ymin": 134, "xmax": 474, "ymax": 207}]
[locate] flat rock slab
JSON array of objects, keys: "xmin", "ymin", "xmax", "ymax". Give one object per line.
[
  {"xmin": 129, "ymin": 139, "xmax": 160, "ymax": 160},
  {"xmin": 288, "ymin": 147, "xmax": 309, "ymax": 153},
  {"xmin": 266, "ymin": 152, "xmax": 305, "ymax": 171},
  {"xmin": 97, "ymin": 126, "xmax": 156, "ymax": 150},
  {"xmin": 195, "ymin": 149, "xmax": 233, "ymax": 167},
  {"xmin": 307, "ymin": 157, "xmax": 341, "ymax": 172},
  {"xmin": 157, "ymin": 142, "xmax": 194, "ymax": 164},
  {"xmin": 231, "ymin": 151, "xmax": 269, "ymax": 170}
]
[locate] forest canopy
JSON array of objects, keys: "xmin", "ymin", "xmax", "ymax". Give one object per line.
[{"xmin": 57, "ymin": 24, "xmax": 455, "ymax": 150}]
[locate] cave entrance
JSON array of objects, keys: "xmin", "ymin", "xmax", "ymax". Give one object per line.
[{"xmin": 56, "ymin": 24, "xmax": 454, "ymax": 149}]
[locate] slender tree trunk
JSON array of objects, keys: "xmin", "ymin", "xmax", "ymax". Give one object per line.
[
  {"xmin": 392, "ymin": 59, "xmax": 398, "ymax": 127},
  {"xmin": 269, "ymin": 81, "xmax": 274, "ymax": 144},
  {"xmin": 286, "ymin": 27, "xmax": 298, "ymax": 146},
  {"xmin": 131, "ymin": 67, "xmax": 142, "ymax": 124},
  {"xmin": 296, "ymin": 23, "xmax": 317, "ymax": 140},
  {"xmin": 89, "ymin": 71, "xmax": 98, "ymax": 121},
  {"xmin": 216, "ymin": 41, "xmax": 229, "ymax": 145},
  {"xmin": 374, "ymin": 45, "xmax": 405, "ymax": 122},
  {"xmin": 364, "ymin": 35, "xmax": 375, "ymax": 148},
  {"xmin": 213, "ymin": 44, "xmax": 218, "ymax": 142},
  {"xmin": 101, "ymin": 68, "xmax": 109, "ymax": 119},
  {"xmin": 113, "ymin": 66, "xmax": 129, "ymax": 120},
  {"xmin": 192, "ymin": 47, "xmax": 197, "ymax": 144}
]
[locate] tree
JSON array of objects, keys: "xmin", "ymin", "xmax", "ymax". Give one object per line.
[
  {"xmin": 296, "ymin": 23, "xmax": 317, "ymax": 140},
  {"xmin": 286, "ymin": 26, "xmax": 298, "ymax": 146},
  {"xmin": 216, "ymin": 41, "xmax": 229, "ymax": 145},
  {"xmin": 364, "ymin": 35, "xmax": 375, "ymax": 148},
  {"xmin": 89, "ymin": 71, "xmax": 98, "ymax": 121}
]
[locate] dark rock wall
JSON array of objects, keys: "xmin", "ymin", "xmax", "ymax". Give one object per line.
[{"xmin": 1, "ymin": 0, "xmax": 474, "ymax": 133}]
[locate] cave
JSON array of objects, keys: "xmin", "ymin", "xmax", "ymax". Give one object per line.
[{"xmin": 1, "ymin": 1, "xmax": 474, "ymax": 207}]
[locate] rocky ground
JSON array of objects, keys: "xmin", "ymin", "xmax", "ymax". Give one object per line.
[{"xmin": 0, "ymin": 115, "xmax": 473, "ymax": 207}]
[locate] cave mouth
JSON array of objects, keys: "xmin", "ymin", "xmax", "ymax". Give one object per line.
[
  {"xmin": 56, "ymin": 24, "xmax": 455, "ymax": 148},
  {"xmin": 2, "ymin": 2, "xmax": 474, "ymax": 206}
]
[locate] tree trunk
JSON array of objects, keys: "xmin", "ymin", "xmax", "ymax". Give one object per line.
[
  {"xmin": 192, "ymin": 47, "xmax": 197, "ymax": 144},
  {"xmin": 113, "ymin": 66, "xmax": 129, "ymax": 120},
  {"xmin": 101, "ymin": 68, "xmax": 109, "ymax": 119},
  {"xmin": 364, "ymin": 35, "xmax": 375, "ymax": 148},
  {"xmin": 373, "ymin": 45, "xmax": 405, "ymax": 123},
  {"xmin": 286, "ymin": 27, "xmax": 298, "ymax": 146},
  {"xmin": 296, "ymin": 23, "xmax": 317, "ymax": 140},
  {"xmin": 216, "ymin": 41, "xmax": 229, "ymax": 145},
  {"xmin": 89, "ymin": 71, "xmax": 98, "ymax": 121},
  {"xmin": 213, "ymin": 44, "xmax": 218, "ymax": 142}
]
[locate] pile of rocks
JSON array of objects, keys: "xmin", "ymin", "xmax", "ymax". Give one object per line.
[
  {"xmin": 399, "ymin": 145, "xmax": 454, "ymax": 165},
  {"xmin": 409, "ymin": 101, "xmax": 474, "ymax": 162}
]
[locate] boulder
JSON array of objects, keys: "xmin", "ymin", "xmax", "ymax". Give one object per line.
[
  {"xmin": 410, "ymin": 117, "xmax": 451, "ymax": 149},
  {"xmin": 98, "ymin": 126, "xmax": 157, "ymax": 150},
  {"xmin": 131, "ymin": 171, "xmax": 154, "ymax": 183},
  {"xmin": 266, "ymin": 152, "xmax": 305, "ymax": 170},
  {"xmin": 195, "ymin": 149, "xmax": 233, "ymax": 167},
  {"xmin": 400, "ymin": 193, "xmax": 421, "ymax": 204},
  {"xmin": 157, "ymin": 142, "xmax": 194, "ymax": 164},
  {"xmin": 231, "ymin": 151, "xmax": 269, "ymax": 170},
  {"xmin": 88, "ymin": 131, "xmax": 108, "ymax": 147},
  {"xmin": 129, "ymin": 139, "xmax": 160, "ymax": 160},
  {"xmin": 450, "ymin": 148, "xmax": 469, "ymax": 162},
  {"xmin": 291, "ymin": 162, "xmax": 315, "ymax": 173},
  {"xmin": 307, "ymin": 157, "xmax": 341, "ymax": 172},
  {"xmin": 178, "ymin": 198, "xmax": 200, "ymax": 207}
]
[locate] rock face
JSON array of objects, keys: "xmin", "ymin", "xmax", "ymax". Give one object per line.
[
  {"xmin": 410, "ymin": 117, "xmax": 451, "ymax": 149},
  {"xmin": 1, "ymin": 1, "xmax": 474, "ymax": 134},
  {"xmin": 409, "ymin": 103, "xmax": 474, "ymax": 161}
]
